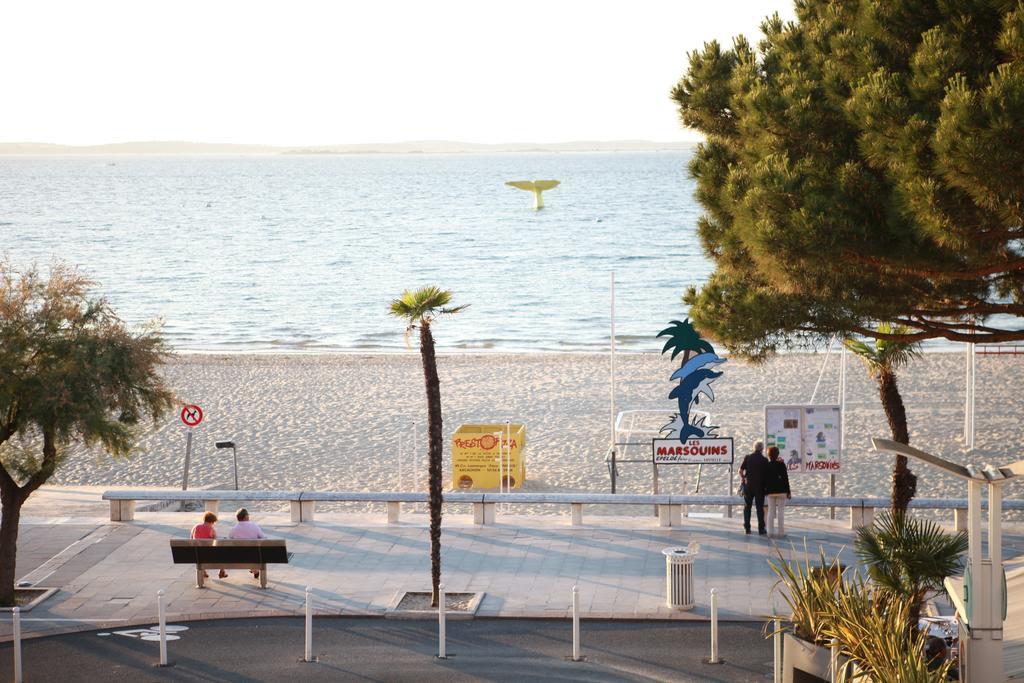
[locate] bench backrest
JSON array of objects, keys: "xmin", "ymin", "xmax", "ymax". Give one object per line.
[{"xmin": 170, "ymin": 539, "xmax": 290, "ymax": 564}]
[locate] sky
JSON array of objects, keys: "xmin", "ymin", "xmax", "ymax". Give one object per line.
[{"xmin": 1, "ymin": 0, "xmax": 796, "ymax": 146}]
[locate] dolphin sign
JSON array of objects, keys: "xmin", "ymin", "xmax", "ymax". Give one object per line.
[
  {"xmin": 657, "ymin": 319, "xmax": 726, "ymax": 442},
  {"xmin": 506, "ymin": 180, "xmax": 560, "ymax": 209}
]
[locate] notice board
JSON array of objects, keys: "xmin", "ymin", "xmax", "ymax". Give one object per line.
[{"xmin": 764, "ymin": 405, "xmax": 841, "ymax": 474}]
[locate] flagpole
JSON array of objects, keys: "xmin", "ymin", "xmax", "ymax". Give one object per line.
[{"xmin": 610, "ymin": 272, "xmax": 617, "ymax": 493}]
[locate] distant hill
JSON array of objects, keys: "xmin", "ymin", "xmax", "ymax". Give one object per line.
[{"xmin": 0, "ymin": 139, "xmax": 696, "ymax": 155}]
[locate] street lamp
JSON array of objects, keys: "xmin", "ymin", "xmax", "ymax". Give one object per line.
[
  {"xmin": 215, "ymin": 440, "xmax": 238, "ymax": 490},
  {"xmin": 871, "ymin": 437, "xmax": 1020, "ymax": 682}
]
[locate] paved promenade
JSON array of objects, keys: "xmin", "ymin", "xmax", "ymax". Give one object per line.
[{"xmin": 5, "ymin": 487, "xmax": 1020, "ymax": 643}]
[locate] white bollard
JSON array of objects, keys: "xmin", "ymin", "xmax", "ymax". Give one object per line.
[
  {"xmin": 157, "ymin": 589, "xmax": 168, "ymax": 667},
  {"xmin": 709, "ymin": 587, "xmax": 720, "ymax": 664},
  {"xmin": 12, "ymin": 606, "xmax": 22, "ymax": 683},
  {"xmin": 830, "ymin": 637, "xmax": 839, "ymax": 683},
  {"xmin": 773, "ymin": 615, "xmax": 782, "ymax": 683},
  {"xmin": 571, "ymin": 585, "xmax": 581, "ymax": 661},
  {"xmin": 438, "ymin": 583, "xmax": 447, "ymax": 659},
  {"xmin": 304, "ymin": 586, "xmax": 313, "ymax": 662}
]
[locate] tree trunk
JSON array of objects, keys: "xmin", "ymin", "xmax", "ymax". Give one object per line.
[
  {"xmin": 878, "ymin": 369, "xmax": 917, "ymax": 513},
  {"xmin": 419, "ymin": 322, "xmax": 444, "ymax": 608},
  {"xmin": 0, "ymin": 485, "xmax": 25, "ymax": 607}
]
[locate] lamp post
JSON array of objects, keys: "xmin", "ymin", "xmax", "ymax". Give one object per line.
[
  {"xmin": 872, "ymin": 438, "xmax": 1019, "ymax": 682},
  {"xmin": 215, "ymin": 440, "xmax": 238, "ymax": 490}
]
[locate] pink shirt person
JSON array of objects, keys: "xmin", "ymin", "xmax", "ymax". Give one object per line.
[{"xmin": 228, "ymin": 508, "xmax": 266, "ymax": 540}]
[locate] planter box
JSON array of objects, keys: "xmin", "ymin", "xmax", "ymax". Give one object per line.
[{"xmin": 783, "ymin": 633, "xmax": 852, "ymax": 683}]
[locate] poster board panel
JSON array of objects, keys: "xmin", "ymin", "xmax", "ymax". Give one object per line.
[{"xmin": 764, "ymin": 405, "xmax": 841, "ymax": 474}]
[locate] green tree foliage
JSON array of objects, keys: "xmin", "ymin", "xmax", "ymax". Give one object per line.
[
  {"xmin": 673, "ymin": 1, "xmax": 1024, "ymax": 358},
  {"xmin": 845, "ymin": 323, "xmax": 922, "ymax": 510},
  {"xmin": 0, "ymin": 263, "xmax": 174, "ymax": 606},
  {"xmin": 855, "ymin": 510, "xmax": 968, "ymax": 627},
  {"xmin": 389, "ymin": 286, "xmax": 466, "ymax": 608}
]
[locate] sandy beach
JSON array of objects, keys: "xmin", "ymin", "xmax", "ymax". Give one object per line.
[{"xmin": 43, "ymin": 350, "xmax": 1021, "ymax": 507}]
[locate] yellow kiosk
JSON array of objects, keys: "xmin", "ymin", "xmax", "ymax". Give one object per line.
[{"xmin": 451, "ymin": 424, "xmax": 526, "ymax": 490}]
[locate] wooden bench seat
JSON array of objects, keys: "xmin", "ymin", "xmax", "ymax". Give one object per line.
[{"xmin": 170, "ymin": 539, "xmax": 291, "ymax": 589}]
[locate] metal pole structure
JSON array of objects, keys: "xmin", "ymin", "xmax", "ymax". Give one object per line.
[
  {"xmin": 398, "ymin": 431, "xmax": 403, "ymax": 493},
  {"xmin": 809, "ymin": 334, "xmax": 837, "ymax": 404},
  {"xmin": 506, "ymin": 420, "xmax": 512, "ymax": 492},
  {"xmin": 830, "ymin": 637, "xmax": 839, "ymax": 683},
  {"xmin": 438, "ymin": 583, "xmax": 447, "ymax": 659},
  {"xmin": 726, "ymin": 465, "xmax": 734, "ymax": 518},
  {"xmin": 609, "ymin": 272, "xmax": 616, "ymax": 495},
  {"xmin": 232, "ymin": 444, "xmax": 239, "ymax": 490},
  {"xmin": 157, "ymin": 589, "xmax": 168, "ymax": 667},
  {"xmin": 12, "ymin": 606, "xmax": 22, "ymax": 683},
  {"xmin": 773, "ymin": 613, "xmax": 781, "ymax": 683},
  {"xmin": 571, "ymin": 585, "xmax": 581, "ymax": 661},
  {"xmin": 304, "ymin": 586, "xmax": 313, "ymax": 662},
  {"xmin": 494, "ymin": 431, "xmax": 504, "ymax": 495},
  {"xmin": 709, "ymin": 587, "xmax": 720, "ymax": 664},
  {"xmin": 965, "ymin": 341, "xmax": 975, "ymax": 449},
  {"xmin": 181, "ymin": 429, "xmax": 193, "ymax": 490}
]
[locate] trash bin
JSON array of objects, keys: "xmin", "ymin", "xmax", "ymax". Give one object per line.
[{"xmin": 663, "ymin": 543, "xmax": 699, "ymax": 610}]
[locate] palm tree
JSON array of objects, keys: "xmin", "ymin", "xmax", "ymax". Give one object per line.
[
  {"xmin": 855, "ymin": 510, "xmax": 968, "ymax": 627},
  {"xmin": 844, "ymin": 324, "xmax": 922, "ymax": 513},
  {"xmin": 657, "ymin": 318, "xmax": 714, "ymax": 366},
  {"xmin": 389, "ymin": 286, "xmax": 466, "ymax": 607}
]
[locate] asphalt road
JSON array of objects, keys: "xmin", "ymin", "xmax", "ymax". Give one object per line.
[{"xmin": 0, "ymin": 617, "xmax": 774, "ymax": 682}]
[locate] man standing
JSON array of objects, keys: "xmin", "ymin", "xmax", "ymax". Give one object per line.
[{"xmin": 739, "ymin": 441, "xmax": 768, "ymax": 535}]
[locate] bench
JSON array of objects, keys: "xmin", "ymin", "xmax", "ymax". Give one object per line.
[{"xmin": 169, "ymin": 539, "xmax": 291, "ymax": 589}]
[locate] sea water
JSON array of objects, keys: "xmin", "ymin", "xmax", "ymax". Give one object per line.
[{"xmin": 0, "ymin": 151, "xmax": 708, "ymax": 352}]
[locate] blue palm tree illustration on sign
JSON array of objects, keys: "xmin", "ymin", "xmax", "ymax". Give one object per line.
[{"xmin": 656, "ymin": 319, "xmax": 726, "ymax": 442}]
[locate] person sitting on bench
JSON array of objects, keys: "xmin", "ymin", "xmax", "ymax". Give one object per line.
[
  {"xmin": 227, "ymin": 508, "xmax": 267, "ymax": 578},
  {"xmin": 190, "ymin": 512, "xmax": 227, "ymax": 579}
]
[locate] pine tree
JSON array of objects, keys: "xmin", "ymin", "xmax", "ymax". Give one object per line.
[{"xmin": 672, "ymin": 1, "xmax": 1024, "ymax": 358}]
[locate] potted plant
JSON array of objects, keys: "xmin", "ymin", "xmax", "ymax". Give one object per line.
[
  {"xmin": 769, "ymin": 548, "xmax": 849, "ymax": 682},
  {"xmin": 854, "ymin": 510, "xmax": 968, "ymax": 627},
  {"xmin": 824, "ymin": 582, "xmax": 953, "ymax": 681}
]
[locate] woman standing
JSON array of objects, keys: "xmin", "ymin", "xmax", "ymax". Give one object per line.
[{"xmin": 764, "ymin": 446, "xmax": 792, "ymax": 538}]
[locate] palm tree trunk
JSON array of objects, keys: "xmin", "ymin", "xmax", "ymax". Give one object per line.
[
  {"xmin": 0, "ymin": 485, "xmax": 25, "ymax": 607},
  {"xmin": 419, "ymin": 322, "xmax": 444, "ymax": 608},
  {"xmin": 878, "ymin": 369, "xmax": 916, "ymax": 513}
]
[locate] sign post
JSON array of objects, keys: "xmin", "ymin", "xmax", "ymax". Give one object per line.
[{"xmin": 179, "ymin": 404, "xmax": 203, "ymax": 491}]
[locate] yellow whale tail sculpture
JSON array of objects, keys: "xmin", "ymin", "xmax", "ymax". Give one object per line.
[{"xmin": 506, "ymin": 179, "xmax": 560, "ymax": 209}]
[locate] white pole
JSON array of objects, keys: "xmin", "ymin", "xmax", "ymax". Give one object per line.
[
  {"xmin": 610, "ymin": 272, "xmax": 616, "ymax": 461},
  {"xmin": 571, "ymin": 585, "xmax": 581, "ymax": 661},
  {"xmin": 12, "ymin": 606, "xmax": 22, "ymax": 683},
  {"xmin": 505, "ymin": 420, "xmax": 512, "ymax": 490},
  {"xmin": 773, "ymin": 614, "xmax": 781, "ymax": 683},
  {"xmin": 809, "ymin": 334, "xmax": 837, "ymax": 404},
  {"xmin": 304, "ymin": 586, "xmax": 313, "ymax": 662},
  {"xmin": 494, "ymin": 431, "xmax": 504, "ymax": 495},
  {"xmin": 830, "ymin": 637, "xmax": 839, "ymax": 683},
  {"xmin": 709, "ymin": 587, "xmax": 720, "ymax": 664},
  {"xmin": 969, "ymin": 341, "xmax": 976, "ymax": 449},
  {"xmin": 398, "ymin": 431, "xmax": 403, "ymax": 493},
  {"xmin": 157, "ymin": 589, "xmax": 168, "ymax": 667},
  {"xmin": 438, "ymin": 583, "xmax": 447, "ymax": 659}
]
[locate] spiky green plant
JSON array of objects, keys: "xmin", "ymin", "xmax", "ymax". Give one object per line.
[
  {"xmin": 825, "ymin": 586, "xmax": 952, "ymax": 682},
  {"xmin": 767, "ymin": 545, "xmax": 846, "ymax": 644},
  {"xmin": 855, "ymin": 510, "xmax": 968, "ymax": 627}
]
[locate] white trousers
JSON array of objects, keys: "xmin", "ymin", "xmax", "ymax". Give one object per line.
[{"xmin": 766, "ymin": 494, "xmax": 787, "ymax": 537}]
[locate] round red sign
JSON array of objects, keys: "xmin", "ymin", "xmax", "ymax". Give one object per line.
[{"xmin": 180, "ymin": 404, "xmax": 203, "ymax": 427}]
